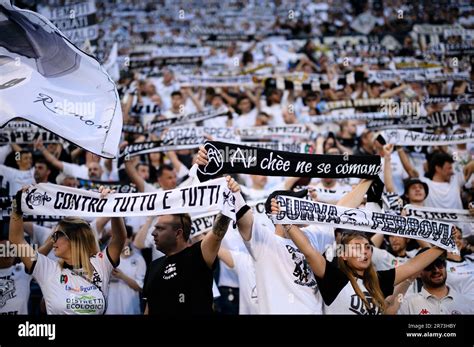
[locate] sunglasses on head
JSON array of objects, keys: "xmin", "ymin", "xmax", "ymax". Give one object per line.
[
  {"xmin": 424, "ymin": 258, "xmax": 446, "ymax": 272},
  {"xmin": 52, "ymin": 230, "xmax": 69, "ymax": 242}
]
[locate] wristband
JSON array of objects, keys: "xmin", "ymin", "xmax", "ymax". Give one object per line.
[{"xmin": 236, "ymin": 205, "xmax": 251, "ymax": 221}]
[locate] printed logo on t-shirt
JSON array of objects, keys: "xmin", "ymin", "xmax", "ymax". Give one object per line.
[
  {"xmin": 59, "ymin": 274, "xmax": 68, "ymax": 284},
  {"xmin": 349, "ymin": 291, "xmax": 380, "ymax": 315},
  {"xmin": 419, "ymin": 308, "xmax": 430, "ymax": 314},
  {"xmin": 163, "ymin": 263, "xmax": 177, "ymax": 280},
  {"xmin": 391, "ymin": 259, "xmax": 399, "ymax": 267},
  {"xmin": 0, "ymin": 275, "xmax": 16, "ymax": 308},
  {"xmin": 449, "ymin": 267, "xmax": 456, "ymax": 272},
  {"xmin": 65, "ymin": 294, "xmax": 105, "ymax": 314},
  {"xmin": 285, "ymin": 245, "xmax": 317, "ymax": 288}
]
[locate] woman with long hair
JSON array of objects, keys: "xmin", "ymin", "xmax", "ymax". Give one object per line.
[
  {"xmin": 270, "ymin": 198, "xmax": 446, "ymax": 314},
  {"xmin": 9, "ymin": 187, "xmax": 126, "ymax": 314}
]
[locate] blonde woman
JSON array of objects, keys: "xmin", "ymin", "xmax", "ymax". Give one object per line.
[
  {"xmin": 270, "ymin": 198, "xmax": 446, "ymax": 315},
  {"xmin": 9, "ymin": 187, "xmax": 126, "ymax": 314}
]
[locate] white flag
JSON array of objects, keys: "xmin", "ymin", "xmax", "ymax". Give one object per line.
[{"xmin": 0, "ymin": 0, "xmax": 122, "ymax": 158}]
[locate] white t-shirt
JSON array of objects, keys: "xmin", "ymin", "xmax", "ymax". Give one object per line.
[
  {"xmin": 0, "ymin": 165, "xmax": 35, "ymax": 195},
  {"xmin": 261, "ymin": 104, "xmax": 286, "ymax": 126},
  {"xmin": 62, "ymin": 162, "xmax": 109, "ymax": 181},
  {"xmin": 398, "ymin": 286, "xmax": 474, "ymax": 314},
  {"xmin": 149, "ymin": 78, "xmax": 180, "ymax": 112},
  {"xmin": 420, "ymin": 175, "xmax": 464, "ymax": 210},
  {"xmin": 245, "ymin": 214, "xmax": 334, "ymax": 314},
  {"xmin": 0, "ymin": 263, "xmax": 32, "ymax": 315},
  {"xmin": 446, "ymin": 257, "xmax": 474, "ymax": 303},
  {"xmin": 230, "ymin": 250, "xmax": 259, "ymax": 315},
  {"xmin": 106, "ymin": 250, "xmax": 146, "ymax": 314},
  {"xmin": 30, "ymin": 250, "xmax": 115, "ymax": 314},
  {"xmin": 234, "ymin": 109, "xmax": 258, "ymax": 128}
]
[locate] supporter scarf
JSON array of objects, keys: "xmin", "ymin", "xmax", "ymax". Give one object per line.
[
  {"xmin": 238, "ymin": 125, "xmax": 315, "ymax": 139},
  {"xmin": 19, "ymin": 179, "xmax": 236, "ymax": 219},
  {"xmin": 163, "ymin": 126, "xmax": 239, "ymax": 142},
  {"xmin": 178, "ymin": 75, "xmax": 254, "ymax": 87},
  {"xmin": 311, "ymin": 112, "xmax": 388, "ymax": 123},
  {"xmin": 118, "ymin": 140, "xmax": 203, "ymax": 166},
  {"xmin": 428, "ymin": 109, "xmax": 474, "ymax": 127},
  {"xmin": 0, "ymin": 122, "xmax": 64, "ymax": 145},
  {"xmin": 367, "ymin": 117, "xmax": 429, "ymax": 130},
  {"xmin": 122, "ymin": 124, "xmax": 144, "ymax": 134},
  {"xmin": 76, "ymin": 178, "xmax": 137, "ymax": 193},
  {"xmin": 147, "ymin": 108, "xmax": 229, "ymax": 132},
  {"xmin": 196, "ymin": 141, "xmax": 381, "ymax": 181},
  {"xmin": 381, "ymin": 129, "xmax": 474, "ymax": 146},
  {"xmin": 423, "ymin": 94, "xmax": 474, "ymax": 105},
  {"xmin": 404, "ymin": 204, "xmax": 474, "ymax": 224},
  {"xmin": 272, "ymin": 195, "xmax": 457, "ymax": 252},
  {"xmin": 241, "ymin": 142, "xmax": 314, "ymax": 154},
  {"xmin": 325, "ymin": 98, "xmax": 391, "ymax": 111}
]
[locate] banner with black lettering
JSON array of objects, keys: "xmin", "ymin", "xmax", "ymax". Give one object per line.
[
  {"xmin": 238, "ymin": 125, "xmax": 315, "ymax": 140},
  {"xmin": 147, "ymin": 108, "xmax": 230, "ymax": 132},
  {"xmin": 118, "ymin": 140, "xmax": 202, "ymax": 166},
  {"xmin": 163, "ymin": 126, "xmax": 239, "ymax": 142},
  {"xmin": 20, "ymin": 179, "xmax": 236, "ymax": 219},
  {"xmin": 38, "ymin": 0, "xmax": 98, "ymax": 46},
  {"xmin": 178, "ymin": 75, "xmax": 254, "ymax": 87},
  {"xmin": 0, "ymin": 121, "xmax": 65, "ymax": 145},
  {"xmin": 404, "ymin": 204, "xmax": 474, "ymax": 224},
  {"xmin": 381, "ymin": 129, "xmax": 474, "ymax": 146},
  {"xmin": 77, "ymin": 178, "xmax": 137, "ymax": 193},
  {"xmin": 311, "ymin": 112, "xmax": 388, "ymax": 124},
  {"xmin": 0, "ymin": 1, "xmax": 122, "ymax": 158},
  {"xmin": 428, "ymin": 109, "xmax": 474, "ymax": 127},
  {"xmin": 272, "ymin": 195, "xmax": 457, "ymax": 252},
  {"xmin": 423, "ymin": 94, "xmax": 474, "ymax": 105},
  {"xmin": 325, "ymin": 99, "xmax": 391, "ymax": 111},
  {"xmin": 241, "ymin": 142, "xmax": 314, "ymax": 154},
  {"xmin": 366, "ymin": 117, "xmax": 429, "ymax": 130},
  {"xmin": 197, "ymin": 141, "xmax": 381, "ymax": 181}
]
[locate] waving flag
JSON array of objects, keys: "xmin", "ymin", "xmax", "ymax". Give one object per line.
[{"xmin": 0, "ymin": 0, "xmax": 122, "ymax": 158}]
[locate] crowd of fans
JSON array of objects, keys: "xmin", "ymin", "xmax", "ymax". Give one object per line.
[{"xmin": 1, "ymin": 0, "xmax": 473, "ymax": 315}]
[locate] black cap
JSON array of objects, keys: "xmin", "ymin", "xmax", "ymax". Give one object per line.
[{"xmin": 403, "ymin": 178, "xmax": 429, "ymax": 200}]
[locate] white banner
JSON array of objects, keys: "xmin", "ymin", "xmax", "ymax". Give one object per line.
[
  {"xmin": 238, "ymin": 125, "xmax": 314, "ymax": 139},
  {"xmin": 20, "ymin": 179, "xmax": 236, "ymax": 220},
  {"xmin": 272, "ymin": 195, "xmax": 457, "ymax": 252},
  {"xmin": 0, "ymin": 1, "xmax": 122, "ymax": 158},
  {"xmin": 404, "ymin": 204, "xmax": 474, "ymax": 224},
  {"xmin": 382, "ymin": 130, "xmax": 474, "ymax": 146}
]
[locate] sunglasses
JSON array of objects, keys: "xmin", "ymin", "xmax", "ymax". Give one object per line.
[
  {"xmin": 424, "ymin": 258, "xmax": 446, "ymax": 272},
  {"xmin": 52, "ymin": 230, "xmax": 69, "ymax": 242}
]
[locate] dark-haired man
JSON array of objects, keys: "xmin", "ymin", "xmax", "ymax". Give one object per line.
[
  {"xmin": 143, "ymin": 176, "xmax": 239, "ymax": 315},
  {"xmin": 398, "ymin": 249, "xmax": 473, "ymax": 314}
]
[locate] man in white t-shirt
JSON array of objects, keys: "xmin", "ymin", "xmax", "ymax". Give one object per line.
[
  {"xmin": 38, "ymin": 143, "xmax": 109, "ymax": 181},
  {"xmin": 0, "ymin": 240, "xmax": 32, "ymax": 315},
  {"xmin": 196, "ymin": 145, "xmax": 374, "ymax": 314},
  {"xmin": 418, "ymin": 152, "xmax": 474, "ymax": 210},
  {"xmin": 0, "ymin": 150, "xmax": 35, "ymax": 195},
  {"xmin": 150, "ymin": 68, "xmax": 180, "ymax": 112}
]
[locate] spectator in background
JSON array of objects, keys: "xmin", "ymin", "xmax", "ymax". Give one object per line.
[
  {"xmin": 106, "ymin": 226, "xmax": 146, "ymax": 314},
  {"xmin": 399, "ymin": 248, "xmax": 473, "ymax": 314}
]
